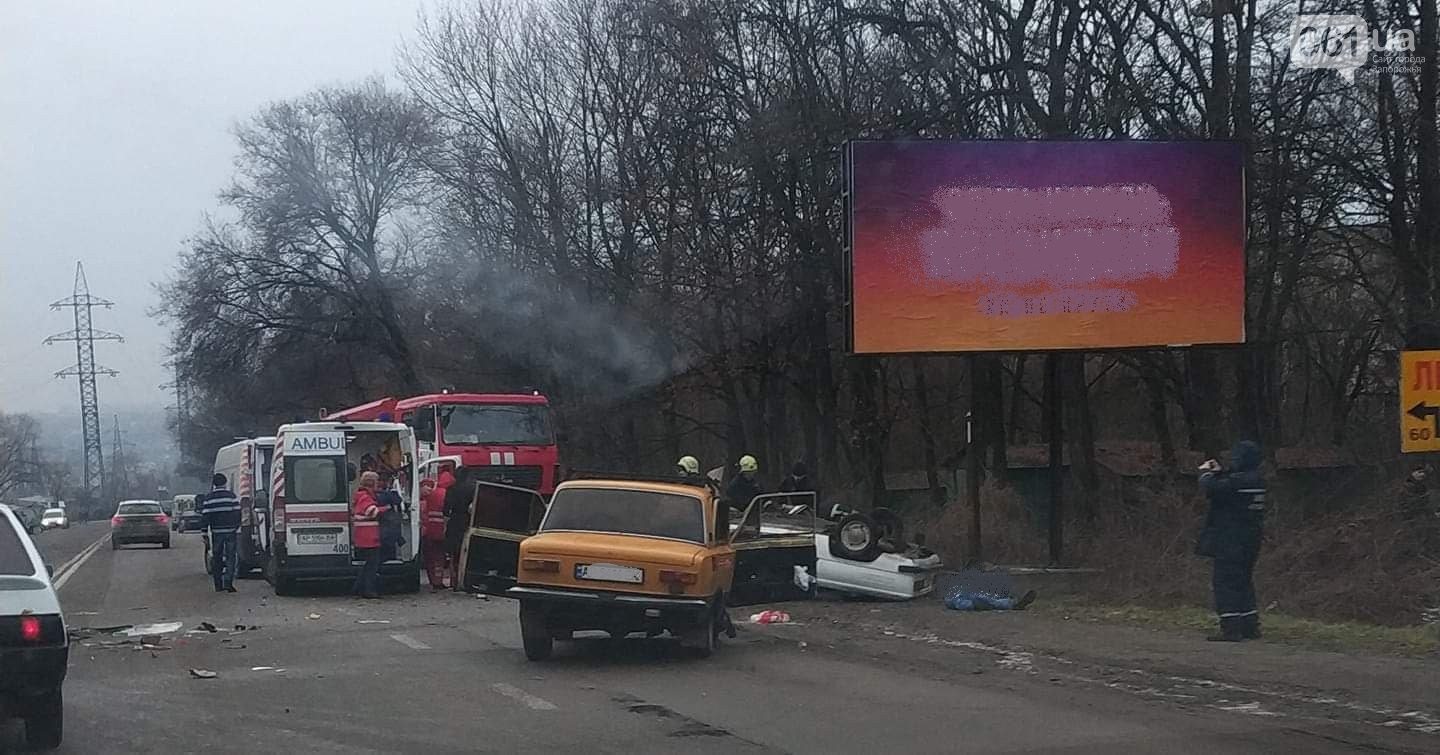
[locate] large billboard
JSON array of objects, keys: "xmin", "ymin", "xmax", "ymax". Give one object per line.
[{"xmin": 847, "ymin": 140, "xmax": 1246, "ymax": 353}]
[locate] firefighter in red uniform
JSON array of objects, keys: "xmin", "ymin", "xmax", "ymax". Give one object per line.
[
  {"xmin": 351, "ymin": 471, "xmax": 384, "ymax": 599},
  {"xmin": 421, "ymin": 469, "xmax": 455, "ymax": 590}
]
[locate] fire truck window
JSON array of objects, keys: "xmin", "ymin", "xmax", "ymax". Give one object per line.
[
  {"xmin": 439, "ymin": 404, "xmax": 552, "ymax": 446},
  {"xmin": 287, "ymin": 458, "xmax": 344, "ymax": 503},
  {"xmin": 413, "ymin": 407, "xmax": 436, "ymax": 441}
]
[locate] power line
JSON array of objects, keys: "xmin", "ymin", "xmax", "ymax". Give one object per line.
[{"xmin": 44, "ymin": 262, "xmax": 123, "ymax": 503}]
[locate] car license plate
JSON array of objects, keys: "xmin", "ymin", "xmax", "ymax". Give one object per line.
[
  {"xmin": 296, "ymin": 531, "xmax": 337, "ymax": 546},
  {"xmin": 576, "ymin": 563, "xmax": 643, "ymax": 584},
  {"xmin": 914, "ymin": 577, "xmax": 933, "ymax": 593}
]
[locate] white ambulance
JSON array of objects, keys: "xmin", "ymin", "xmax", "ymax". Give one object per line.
[
  {"xmin": 211, "ymin": 436, "xmax": 276, "ymax": 576},
  {"xmin": 267, "ymin": 421, "xmax": 422, "ymax": 595}
]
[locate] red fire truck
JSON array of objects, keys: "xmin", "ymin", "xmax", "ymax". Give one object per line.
[{"xmin": 324, "ymin": 392, "xmax": 560, "ymax": 495}]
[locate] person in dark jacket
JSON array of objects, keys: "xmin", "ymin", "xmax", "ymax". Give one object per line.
[
  {"xmin": 201, "ymin": 473, "xmax": 242, "ymax": 593},
  {"xmin": 724, "ymin": 455, "xmax": 763, "ymax": 513},
  {"xmin": 779, "ymin": 461, "xmax": 814, "ymax": 493},
  {"xmin": 443, "ymin": 473, "xmax": 475, "ymax": 590},
  {"xmin": 1197, "ymin": 441, "xmax": 1267, "ymax": 642}
]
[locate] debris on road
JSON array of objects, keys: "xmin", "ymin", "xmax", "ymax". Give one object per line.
[
  {"xmin": 189, "ymin": 669, "xmax": 218, "ymax": 679},
  {"xmin": 120, "ymin": 621, "xmax": 184, "ymax": 637},
  {"xmin": 749, "ymin": 610, "xmax": 791, "ymax": 624},
  {"xmin": 356, "ymin": 619, "xmax": 391, "ymax": 625},
  {"xmin": 198, "ymin": 621, "xmax": 218, "ymax": 633},
  {"xmin": 306, "ymin": 613, "xmax": 321, "ymax": 620}
]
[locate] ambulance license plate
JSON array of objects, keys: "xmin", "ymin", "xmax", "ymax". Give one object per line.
[
  {"xmin": 576, "ymin": 563, "xmax": 643, "ymax": 584},
  {"xmin": 297, "ymin": 531, "xmax": 337, "ymax": 545}
]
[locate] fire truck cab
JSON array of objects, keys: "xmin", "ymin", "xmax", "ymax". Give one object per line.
[{"xmin": 326, "ymin": 392, "xmax": 560, "ymax": 496}]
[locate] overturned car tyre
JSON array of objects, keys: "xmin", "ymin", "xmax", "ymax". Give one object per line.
[{"xmin": 829, "ymin": 513, "xmax": 882, "ymax": 563}]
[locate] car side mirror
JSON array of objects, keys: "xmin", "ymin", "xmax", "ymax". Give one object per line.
[{"xmin": 46, "ymin": 563, "xmax": 54, "ymax": 577}]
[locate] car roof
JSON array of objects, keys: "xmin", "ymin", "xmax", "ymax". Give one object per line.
[
  {"xmin": 554, "ymin": 479, "xmax": 709, "ymax": 499},
  {"xmin": 117, "ymin": 500, "xmax": 161, "ymax": 507}
]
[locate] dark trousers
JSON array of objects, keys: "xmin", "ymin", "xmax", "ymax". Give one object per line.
[
  {"xmin": 354, "ymin": 547, "xmax": 383, "ymax": 597},
  {"xmin": 1212, "ymin": 547, "xmax": 1260, "ymax": 638},
  {"xmin": 210, "ymin": 532, "xmax": 238, "ymax": 591}
]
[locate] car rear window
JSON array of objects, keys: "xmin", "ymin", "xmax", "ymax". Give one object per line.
[
  {"xmin": 541, "ymin": 488, "xmax": 705, "ymax": 544},
  {"xmin": 0, "ymin": 517, "xmax": 37, "ymax": 576},
  {"xmin": 118, "ymin": 502, "xmax": 163, "ymax": 515}
]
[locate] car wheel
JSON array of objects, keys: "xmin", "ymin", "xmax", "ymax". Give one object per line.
[
  {"xmin": 111, "ymin": 538, "xmax": 119, "ymax": 550},
  {"xmin": 24, "ymin": 687, "xmax": 63, "ymax": 750},
  {"xmin": 163, "ymin": 538, "xmax": 172, "ymax": 549},
  {"xmin": 520, "ymin": 604, "xmax": 553, "ymax": 661},
  {"xmin": 828, "ymin": 513, "xmax": 882, "ymax": 562},
  {"xmin": 400, "ymin": 568, "xmax": 421, "ymax": 594},
  {"xmin": 681, "ymin": 603, "xmax": 717, "ymax": 658}
]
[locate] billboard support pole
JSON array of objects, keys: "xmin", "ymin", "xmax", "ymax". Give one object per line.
[
  {"xmin": 966, "ymin": 355, "xmax": 982, "ymax": 565},
  {"xmin": 1045, "ymin": 353, "xmax": 1064, "ymax": 566}
]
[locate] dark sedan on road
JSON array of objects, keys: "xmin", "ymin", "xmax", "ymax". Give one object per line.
[{"xmin": 111, "ymin": 501, "xmax": 171, "ymax": 549}]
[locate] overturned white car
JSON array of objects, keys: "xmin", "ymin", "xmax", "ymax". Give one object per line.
[{"xmin": 750, "ymin": 494, "xmax": 941, "ymax": 601}]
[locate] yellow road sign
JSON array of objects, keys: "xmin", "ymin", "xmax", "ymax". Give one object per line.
[{"xmin": 1401, "ymin": 349, "xmax": 1440, "ymax": 453}]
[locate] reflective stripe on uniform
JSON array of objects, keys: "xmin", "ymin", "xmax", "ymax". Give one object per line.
[
  {"xmin": 209, "ymin": 527, "xmax": 239, "ymax": 535},
  {"xmin": 1217, "ymin": 610, "xmax": 1257, "ymax": 618}
]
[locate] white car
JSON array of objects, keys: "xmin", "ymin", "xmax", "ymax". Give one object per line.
[
  {"xmin": 814, "ymin": 533, "xmax": 941, "ymax": 600},
  {"xmin": 40, "ymin": 508, "xmax": 68, "ymax": 530},
  {"xmin": 0, "ymin": 506, "xmax": 68, "ymax": 749},
  {"xmin": 748, "ymin": 495, "xmax": 942, "ymax": 601}
]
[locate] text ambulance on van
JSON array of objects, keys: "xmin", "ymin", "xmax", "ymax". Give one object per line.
[{"xmin": 267, "ymin": 422, "xmax": 422, "ymax": 596}]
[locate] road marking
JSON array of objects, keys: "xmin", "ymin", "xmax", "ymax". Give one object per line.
[
  {"xmin": 54, "ymin": 532, "xmax": 112, "ymax": 590},
  {"xmin": 491, "ymin": 683, "xmax": 557, "ymax": 711},
  {"xmin": 389, "ymin": 633, "xmax": 430, "ymax": 650}
]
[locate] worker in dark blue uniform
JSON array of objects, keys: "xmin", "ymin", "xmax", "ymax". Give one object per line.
[
  {"xmin": 1197, "ymin": 441, "xmax": 1266, "ymax": 642},
  {"xmin": 201, "ymin": 473, "xmax": 243, "ymax": 593}
]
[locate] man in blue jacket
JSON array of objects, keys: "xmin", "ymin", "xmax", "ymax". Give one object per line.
[
  {"xmin": 1197, "ymin": 441, "xmax": 1267, "ymax": 642},
  {"xmin": 202, "ymin": 473, "xmax": 242, "ymax": 593}
]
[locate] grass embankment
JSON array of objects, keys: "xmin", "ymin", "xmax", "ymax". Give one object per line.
[{"xmin": 1033, "ymin": 597, "xmax": 1440, "ymax": 657}]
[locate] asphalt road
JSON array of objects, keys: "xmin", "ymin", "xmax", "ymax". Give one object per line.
[{"xmin": 7, "ymin": 524, "xmax": 1431, "ymax": 753}]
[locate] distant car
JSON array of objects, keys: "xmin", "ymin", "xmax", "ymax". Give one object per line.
[
  {"xmin": 173, "ymin": 495, "xmax": 202, "ymax": 533},
  {"xmin": 0, "ymin": 505, "xmax": 68, "ymax": 749},
  {"xmin": 110, "ymin": 500, "xmax": 171, "ymax": 549},
  {"xmin": 40, "ymin": 508, "xmax": 68, "ymax": 531}
]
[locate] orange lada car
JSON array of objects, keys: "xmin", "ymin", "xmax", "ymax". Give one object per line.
[{"xmin": 505, "ymin": 474, "xmax": 816, "ymax": 660}]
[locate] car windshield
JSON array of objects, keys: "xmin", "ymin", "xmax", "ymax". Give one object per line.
[
  {"xmin": 541, "ymin": 487, "xmax": 705, "ymax": 544},
  {"xmin": 439, "ymin": 404, "xmax": 552, "ymax": 446},
  {"xmin": 117, "ymin": 502, "xmax": 163, "ymax": 516},
  {"xmin": 0, "ymin": 516, "xmax": 37, "ymax": 576}
]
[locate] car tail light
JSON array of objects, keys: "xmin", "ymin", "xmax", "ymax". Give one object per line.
[
  {"xmin": 20, "ymin": 615, "xmax": 41, "ymax": 642},
  {"xmin": 521, "ymin": 558, "xmax": 560, "ymax": 573},
  {"xmin": 155, "ymin": 515, "xmax": 169, "ymax": 524},
  {"xmin": 111, "ymin": 516, "xmax": 122, "ymax": 526},
  {"xmin": 659, "ymin": 570, "xmax": 697, "ymax": 585}
]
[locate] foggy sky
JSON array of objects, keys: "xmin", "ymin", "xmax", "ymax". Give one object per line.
[{"xmin": 0, "ymin": 0, "xmax": 427, "ymax": 416}]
